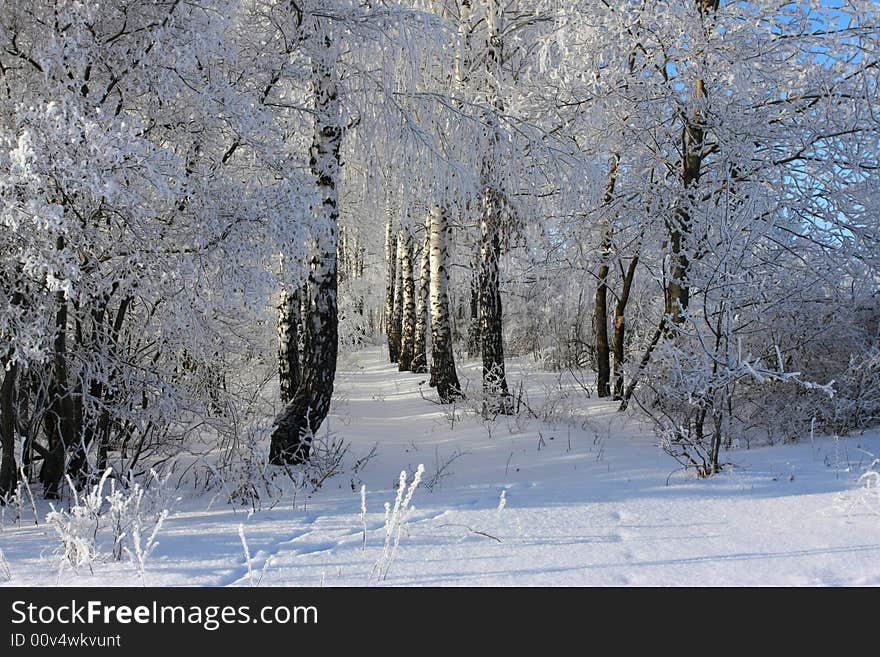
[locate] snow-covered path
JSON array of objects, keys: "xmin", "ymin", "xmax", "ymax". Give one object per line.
[{"xmin": 2, "ymin": 347, "xmax": 880, "ymax": 586}]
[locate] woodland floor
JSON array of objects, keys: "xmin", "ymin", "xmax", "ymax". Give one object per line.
[{"xmin": 2, "ymin": 346, "xmax": 880, "ymax": 586}]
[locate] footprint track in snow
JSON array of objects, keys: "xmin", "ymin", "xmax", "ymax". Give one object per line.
[
  {"xmin": 223, "ymin": 507, "xmax": 455, "ymax": 585},
  {"xmin": 221, "ymin": 514, "xmax": 325, "ymax": 586}
]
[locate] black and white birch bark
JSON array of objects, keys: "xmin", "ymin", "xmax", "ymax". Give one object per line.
[
  {"xmin": 398, "ymin": 227, "xmax": 416, "ymax": 371},
  {"xmin": 270, "ymin": 25, "xmax": 342, "ymax": 465},
  {"xmin": 278, "ymin": 286, "xmax": 301, "ymax": 404},
  {"xmin": 478, "ymin": 0, "xmax": 512, "ymax": 414},
  {"xmin": 429, "ymin": 205, "xmax": 462, "ymax": 403},
  {"xmin": 411, "ymin": 213, "xmax": 431, "ymax": 374},
  {"xmin": 391, "ymin": 227, "xmax": 404, "ymax": 363},
  {"xmin": 384, "ymin": 208, "xmax": 399, "ymax": 362}
]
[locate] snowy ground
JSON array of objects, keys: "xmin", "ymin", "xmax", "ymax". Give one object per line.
[{"xmin": 2, "ymin": 347, "xmax": 879, "ymax": 587}]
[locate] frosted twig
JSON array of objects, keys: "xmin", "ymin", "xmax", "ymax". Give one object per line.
[{"xmin": 360, "ymin": 484, "xmax": 367, "ymax": 551}]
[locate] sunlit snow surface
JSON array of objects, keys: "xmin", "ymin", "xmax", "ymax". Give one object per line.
[{"xmin": 2, "ymin": 347, "xmax": 879, "ymax": 587}]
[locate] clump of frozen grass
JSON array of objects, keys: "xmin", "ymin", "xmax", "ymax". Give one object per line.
[
  {"xmin": 370, "ymin": 464, "xmax": 424, "ymax": 582},
  {"xmin": 0, "ymin": 483, "xmax": 21, "ymax": 528},
  {"xmin": 125, "ymin": 508, "xmax": 168, "ymax": 586},
  {"xmin": 46, "ymin": 471, "xmax": 111, "ymax": 573},
  {"xmin": 0, "ymin": 546, "xmax": 12, "ymax": 582},
  {"xmin": 106, "ymin": 469, "xmax": 178, "ymax": 562},
  {"xmin": 45, "ymin": 468, "xmax": 177, "ymax": 582},
  {"xmin": 16, "ymin": 468, "xmax": 40, "ymax": 527}
]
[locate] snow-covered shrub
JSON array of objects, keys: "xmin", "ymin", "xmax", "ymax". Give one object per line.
[
  {"xmin": 826, "ymin": 348, "xmax": 880, "ymax": 434},
  {"xmin": 106, "ymin": 469, "xmax": 177, "ymax": 562},
  {"xmin": 637, "ymin": 316, "xmax": 835, "ymax": 477},
  {"xmin": 215, "ymin": 425, "xmax": 284, "ymax": 511},
  {"xmin": 45, "ymin": 468, "xmax": 176, "ymax": 578},
  {"xmin": 46, "ymin": 471, "xmax": 112, "ymax": 572},
  {"xmin": 303, "ymin": 432, "xmax": 352, "ymax": 493},
  {"xmin": 834, "ymin": 450, "xmax": 880, "ymax": 517},
  {"xmin": 727, "ymin": 298, "xmax": 880, "ymax": 444},
  {"xmin": 647, "ymin": 349, "xmax": 853, "ymax": 471},
  {"xmin": 211, "ymin": 421, "xmax": 359, "ymax": 512}
]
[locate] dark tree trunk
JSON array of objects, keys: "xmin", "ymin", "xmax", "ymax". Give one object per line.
[
  {"xmin": 477, "ymin": 0, "xmax": 512, "ymax": 415},
  {"xmin": 0, "ymin": 362, "xmax": 19, "ymax": 501},
  {"xmin": 595, "ymin": 261, "xmax": 611, "ymax": 398},
  {"xmin": 468, "ymin": 249, "xmax": 480, "ymax": 358},
  {"xmin": 17, "ymin": 369, "xmax": 34, "ymax": 480},
  {"xmin": 612, "ymin": 255, "xmax": 638, "ymax": 400},
  {"xmin": 619, "ymin": 316, "xmax": 667, "ymax": 412},
  {"xmin": 665, "ymin": 216, "xmax": 690, "ymax": 327},
  {"xmin": 611, "ymin": 310, "xmax": 626, "ymax": 401},
  {"xmin": 41, "ymin": 280, "xmax": 77, "ymax": 499},
  {"xmin": 269, "ymin": 28, "xmax": 341, "ymax": 465},
  {"xmin": 594, "ymin": 154, "xmax": 619, "ymax": 398},
  {"xmin": 479, "ymin": 191, "xmax": 512, "ymax": 414},
  {"xmin": 666, "ymin": 72, "xmax": 707, "ymax": 329}
]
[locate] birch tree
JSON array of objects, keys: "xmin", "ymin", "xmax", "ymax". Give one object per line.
[
  {"xmin": 270, "ymin": 16, "xmax": 343, "ymax": 465},
  {"xmin": 278, "ymin": 286, "xmax": 302, "ymax": 404},
  {"xmin": 410, "ymin": 212, "xmax": 432, "ymax": 374},
  {"xmin": 429, "ymin": 206, "xmax": 462, "ymax": 402},
  {"xmin": 398, "ymin": 227, "xmax": 417, "ymax": 371},
  {"xmin": 384, "ymin": 208, "xmax": 399, "ymax": 362},
  {"xmin": 476, "ymin": 0, "xmax": 514, "ymax": 413}
]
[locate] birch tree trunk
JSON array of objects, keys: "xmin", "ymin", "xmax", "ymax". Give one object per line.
[
  {"xmin": 478, "ymin": 0, "xmax": 512, "ymax": 414},
  {"xmin": 429, "ymin": 205, "xmax": 462, "ymax": 403},
  {"xmin": 391, "ymin": 230, "xmax": 404, "ymax": 362},
  {"xmin": 278, "ymin": 286, "xmax": 301, "ymax": 404},
  {"xmin": 411, "ymin": 214, "xmax": 431, "ymax": 374},
  {"xmin": 270, "ymin": 27, "xmax": 342, "ymax": 465},
  {"xmin": 384, "ymin": 210, "xmax": 399, "ymax": 362},
  {"xmin": 468, "ymin": 249, "xmax": 480, "ymax": 358},
  {"xmin": 479, "ymin": 190, "xmax": 511, "ymax": 412},
  {"xmin": 398, "ymin": 227, "xmax": 416, "ymax": 371},
  {"xmin": 338, "ymin": 225, "xmax": 348, "ymax": 285},
  {"xmin": 352, "ymin": 233, "xmax": 366, "ymax": 346}
]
